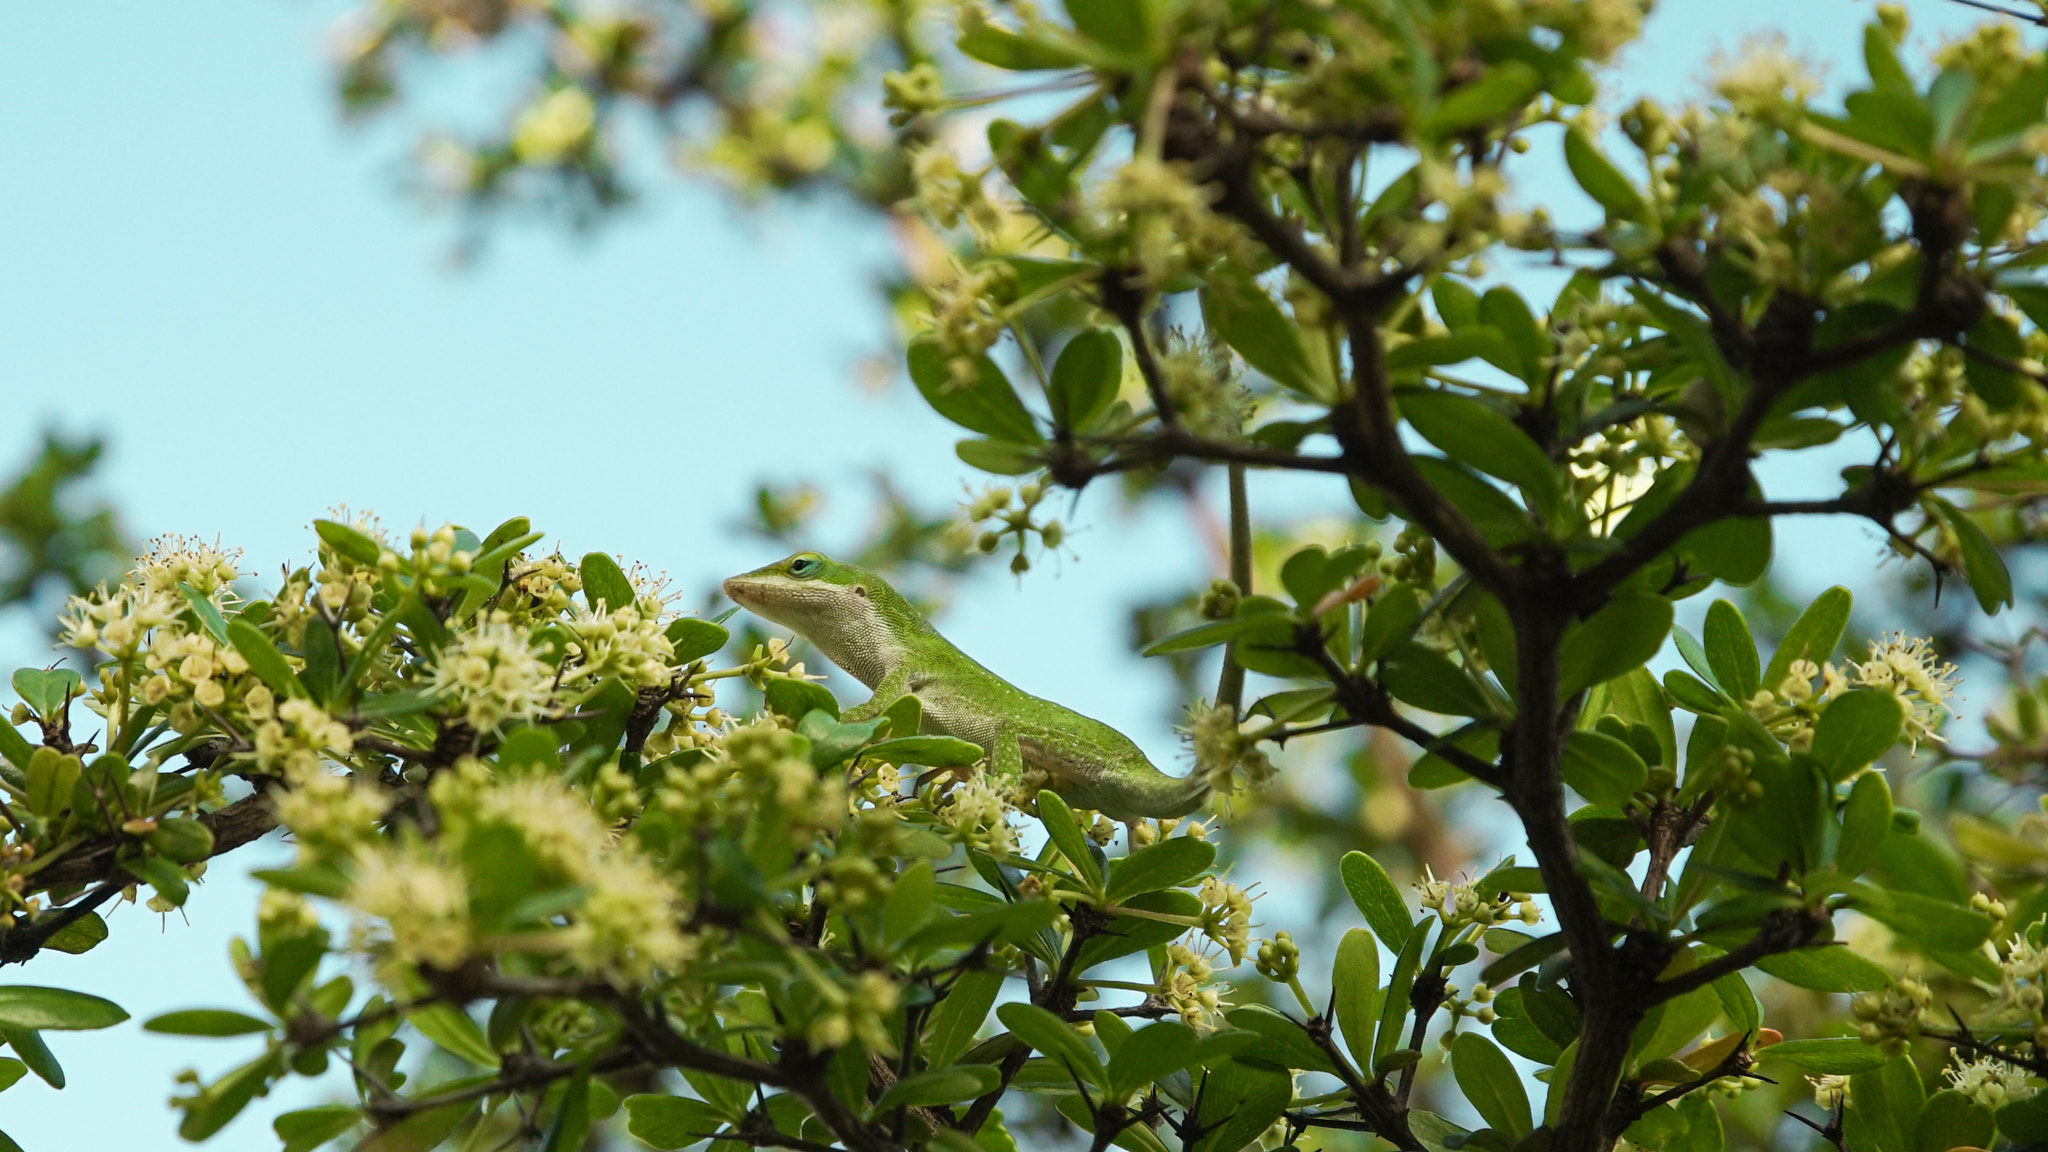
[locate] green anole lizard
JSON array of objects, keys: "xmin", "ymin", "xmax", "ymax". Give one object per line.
[{"xmin": 723, "ymin": 551, "xmax": 1209, "ymax": 820}]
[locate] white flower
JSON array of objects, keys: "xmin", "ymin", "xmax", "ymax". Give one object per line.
[
  {"xmin": 1945, "ymin": 1051, "xmax": 2037, "ymax": 1109},
  {"xmin": 429, "ymin": 619, "xmax": 557, "ymax": 730},
  {"xmin": 348, "ymin": 841, "xmax": 473, "ymax": 970},
  {"xmin": 1849, "ymin": 633, "xmax": 1961, "ymax": 748}
]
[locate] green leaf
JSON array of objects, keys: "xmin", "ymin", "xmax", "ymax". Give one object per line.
[
  {"xmin": 1933, "ymin": 498, "xmax": 2014, "ymax": 613},
  {"xmin": 1374, "ymin": 920, "xmax": 1433, "ymax": 1073},
  {"xmin": 275, "ymin": 1105, "xmax": 362, "ymax": 1152},
  {"xmin": 763, "ymin": 677, "xmax": 839, "ymax": 720},
  {"xmin": 1452, "ymin": 1032, "xmax": 1531, "ymax": 1138},
  {"xmin": 10, "ymin": 668, "xmax": 80, "ymax": 720},
  {"xmin": 1200, "ymin": 277, "xmax": 1324, "ymax": 401},
  {"xmin": 145, "ymin": 1009, "xmax": 273, "ymax": 1037},
  {"xmin": 314, "ymin": 519, "xmax": 383, "ymax": 565},
  {"xmin": 1564, "ymin": 126, "xmax": 1651, "ymax": 219},
  {"xmin": 178, "ymin": 583, "xmax": 230, "ymax": 645},
  {"xmin": 1701, "ymin": 601, "xmax": 1759, "ymax": 701},
  {"xmin": 1722, "ymin": 754, "xmax": 1829, "ymax": 873},
  {"xmin": 1106, "ymin": 1021, "xmax": 1201, "ymax": 1099},
  {"xmin": 1075, "ymin": 889, "xmax": 1201, "ymax": 971},
  {"xmin": 1850, "ymin": 885, "xmax": 1994, "ymax": 952},
  {"xmin": 1837, "ymin": 771, "xmax": 1894, "ymax": 878},
  {"xmin": 956, "ymin": 18, "xmax": 1082, "ymax": 71},
  {"xmin": 925, "ymin": 969, "xmax": 1002, "ymax": 1069},
  {"xmin": 1755, "ymin": 1036, "xmax": 1891, "ymax": 1075},
  {"xmin": 881, "ymin": 860, "xmax": 936, "ymax": 948},
  {"xmin": 1358, "ymin": 584, "xmax": 1424, "ymax": 663},
  {"xmin": 1340, "ymin": 851, "xmax": 1414, "ymax": 949},
  {"xmin": 872, "ymin": 1066, "xmax": 1003, "ymax": 1114},
  {"xmin": 579, "ymin": 552, "xmax": 634, "ymax": 613},
  {"xmin": 1864, "ymin": 23, "xmax": 1913, "ymax": 92},
  {"xmin": 1061, "ymin": 0, "xmax": 1148, "ymax": 54},
  {"xmin": 1849, "ymin": 1056, "xmax": 1924, "ymax": 1152},
  {"xmin": 1491, "ymin": 989, "xmax": 1561, "ymax": 1064},
  {"xmin": 1105, "ymin": 836, "xmax": 1214, "ymax": 903},
  {"xmin": 228, "ymin": 621, "xmax": 305, "ymax": 699},
  {"xmin": 1410, "ymin": 457, "xmax": 1537, "ymax": 546},
  {"xmin": 665, "ymin": 619, "xmax": 730, "ymax": 663},
  {"xmin": 1332, "ymin": 928, "xmax": 1380, "ymax": 1073},
  {"xmin": 864, "ymin": 735, "xmax": 987, "ymax": 768},
  {"xmin": 1671, "ymin": 626, "xmax": 1723, "ymax": 695},
  {"xmin": 1400, "ymin": 391, "xmax": 1560, "ymax": 513},
  {"xmin": 1915, "ymin": 1090, "xmax": 1992, "ymax": 1152},
  {"xmin": 1561, "ymin": 730, "xmax": 1649, "ymax": 808},
  {"xmin": 251, "ymin": 863, "xmax": 352, "ymax": 899},
  {"xmin": 1998, "ymin": 1093, "xmax": 2048, "ymax": 1143},
  {"xmin": 176, "ymin": 1051, "xmax": 284, "ymax": 1141},
  {"xmin": 1225, "ymin": 1004, "xmax": 1336, "ymax": 1073},
  {"xmin": 1761, "ymin": 587, "xmax": 1852, "ymax": 693},
  {"xmin": 1141, "ymin": 613, "xmax": 1291, "ymax": 657},
  {"xmin": 1478, "ymin": 287, "xmax": 1548, "ymax": 388},
  {"xmin": 1380, "ymin": 642, "xmax": 1494, "ymax": 717},
  {"xmin": 25, "ymin": 906, "xmax": 104, "ymax": 959},
  {"xmin": 1385, "ymin": 330, "xmax": 1515, "ymax": 373},
  {"xmin": 0, "ymin": 718, "xmax": 32, "ymax": 774},
  {"xmin": 1662, "ymin": 669, "xmax": 1725, "ymax": 714},
  {"xmin": 957, "ymin": 438, "xmax": 1042, "ymax": 476},
  {"xmin": 624, "ymin": 1095, "xmax": 732, "ymax": 1149},
  {"xmin": 908, "ymin": 338, "xmax": 1042, "ymax": 444},
  {"xmin": 407, "ymin": 1002, "xmax": 500, "ymax": 1070},
  {"xmin": 0, "ymin": 1058, "xmax": 22, "ymax": 1093},
  {"xmin": 997, "ymin": 1002, "xmax": 1105, "ymax": 1088},
  {"xmin": 301, "ymin": 619, "xmax": 342, "ymax": 704},
  {"xmin": 1010, "ymin": 335, "xmax": 1109, "ymax": 430},
  {"xmin": 1560, "ymin": 595, "xmax": 1673, "ymax": 698},
  {"xmin": 1420, "ymin": 61, "xmax": 1541, "ymax": 136},
  {"xmin": 799, "ymin": 711, "xmax": 886, "ymax": 771},
  {"xmin": 1, "ymin": 1028, "xmax": 60, "ymax": 1088},
  {"xmin": 1811, "ymin": 690, "xmax": 1905, "ymax": 780},
  {"xmin": 1189, "ymin": 1059, "xmax": 1292, "ymax": 1152},
  {"xmin": 1605, "ymin": 666, "xmax": 1677, "ymax": 773},
  {"xmin": 0, "ymin": 986, "xmax": 128, "ymax": 1031},
  {"xmin": 1035, "ymin": 791, "xmax": 1103, "ymax": 894}
]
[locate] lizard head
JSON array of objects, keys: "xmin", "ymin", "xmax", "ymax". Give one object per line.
[{"xmin": 720, "ymin": 551, "xmax": 929, "ymax": 648}]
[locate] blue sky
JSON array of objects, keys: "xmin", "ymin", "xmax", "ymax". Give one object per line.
[{"xmin": 0, "ymin": 1, "xmax": 1998, "ymax": 1148}]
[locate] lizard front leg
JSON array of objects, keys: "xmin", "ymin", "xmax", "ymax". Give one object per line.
[{"xmin": 837, "ymin": 669, "xmax": 912, "ymax": 726}]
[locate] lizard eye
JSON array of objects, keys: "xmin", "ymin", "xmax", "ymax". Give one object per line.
[{"xmin": 789, "ymin": 555, "xmax": 821, "ymax": 577}]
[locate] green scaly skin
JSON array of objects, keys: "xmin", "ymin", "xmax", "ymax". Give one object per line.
[{"xmin": 722, "ymin": 551, "xmax": 1209, "ymax": 821}]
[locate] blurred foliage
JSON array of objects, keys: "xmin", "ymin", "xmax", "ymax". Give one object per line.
[{"xmin": 0, "ymin": 433, "xmax": 128, "ymax": 617}]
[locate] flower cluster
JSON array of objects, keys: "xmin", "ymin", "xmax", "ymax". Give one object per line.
[
  {"xmin": 1184, "ymin": 700, "xmax": 1274, "ymax": 801},
  {"xmin": 1746, "ymin": 633, "xmax": 1962, "ymax": 756},
  {"xmin": 1160, "ymin": 942, "xmax": 1230, "ymax": 1031},
  {"xmin": 1850, "ymin": 979, "xmax": 1932, "ymax": 1057},
  {"xmin": 1944, "ymin": 1051, "xmax": 2037, "ymax": 1110},
  {"xmin": 428, "ymin": 618, "xmax": 557, "ymax": 730},
  {"xmin": 1197, "ymin": 876, "xmax": 1255, "ymax": 966},
  {"xmin": 927, "ymin": 771, "xmax": 1019, "ymax": 858},
  {"xmin": 341, "ymin": 761, "xmax": 693, "ymax": 983},
  {"xmin": 1095, "ymin": 157, "xmax": 1253, "ymax": 291},
  {"xmin": 1417, "ymin": 867, "xmax": 1541, "ymax": 931}
]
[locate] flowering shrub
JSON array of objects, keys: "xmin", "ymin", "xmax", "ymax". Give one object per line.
[{"xmin": 7, "ymin": 1, "xmax": 2048, "ymax": 1151}]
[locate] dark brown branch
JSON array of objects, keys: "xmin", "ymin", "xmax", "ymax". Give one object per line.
[
  {"xmin": 1649, "ymin": 908, "xmax": 1828, "ymax": 1005},
  {"xmin": 27, "ymin": 791, "xmax": 279, "ymax": 893},
  {"xmin": 0, "ymin": 878, "xmax": 124, "ymax": 965}
]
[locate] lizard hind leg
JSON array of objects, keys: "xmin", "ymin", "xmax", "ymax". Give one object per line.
[{"xmin": 915, "ymin": 728, "xmax": 1017, "ymax": 795}]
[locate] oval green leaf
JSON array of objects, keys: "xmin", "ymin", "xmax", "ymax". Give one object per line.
[{"xmin": 0, "ymin": 987, "xmax": 129, "ymax": 1031}]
